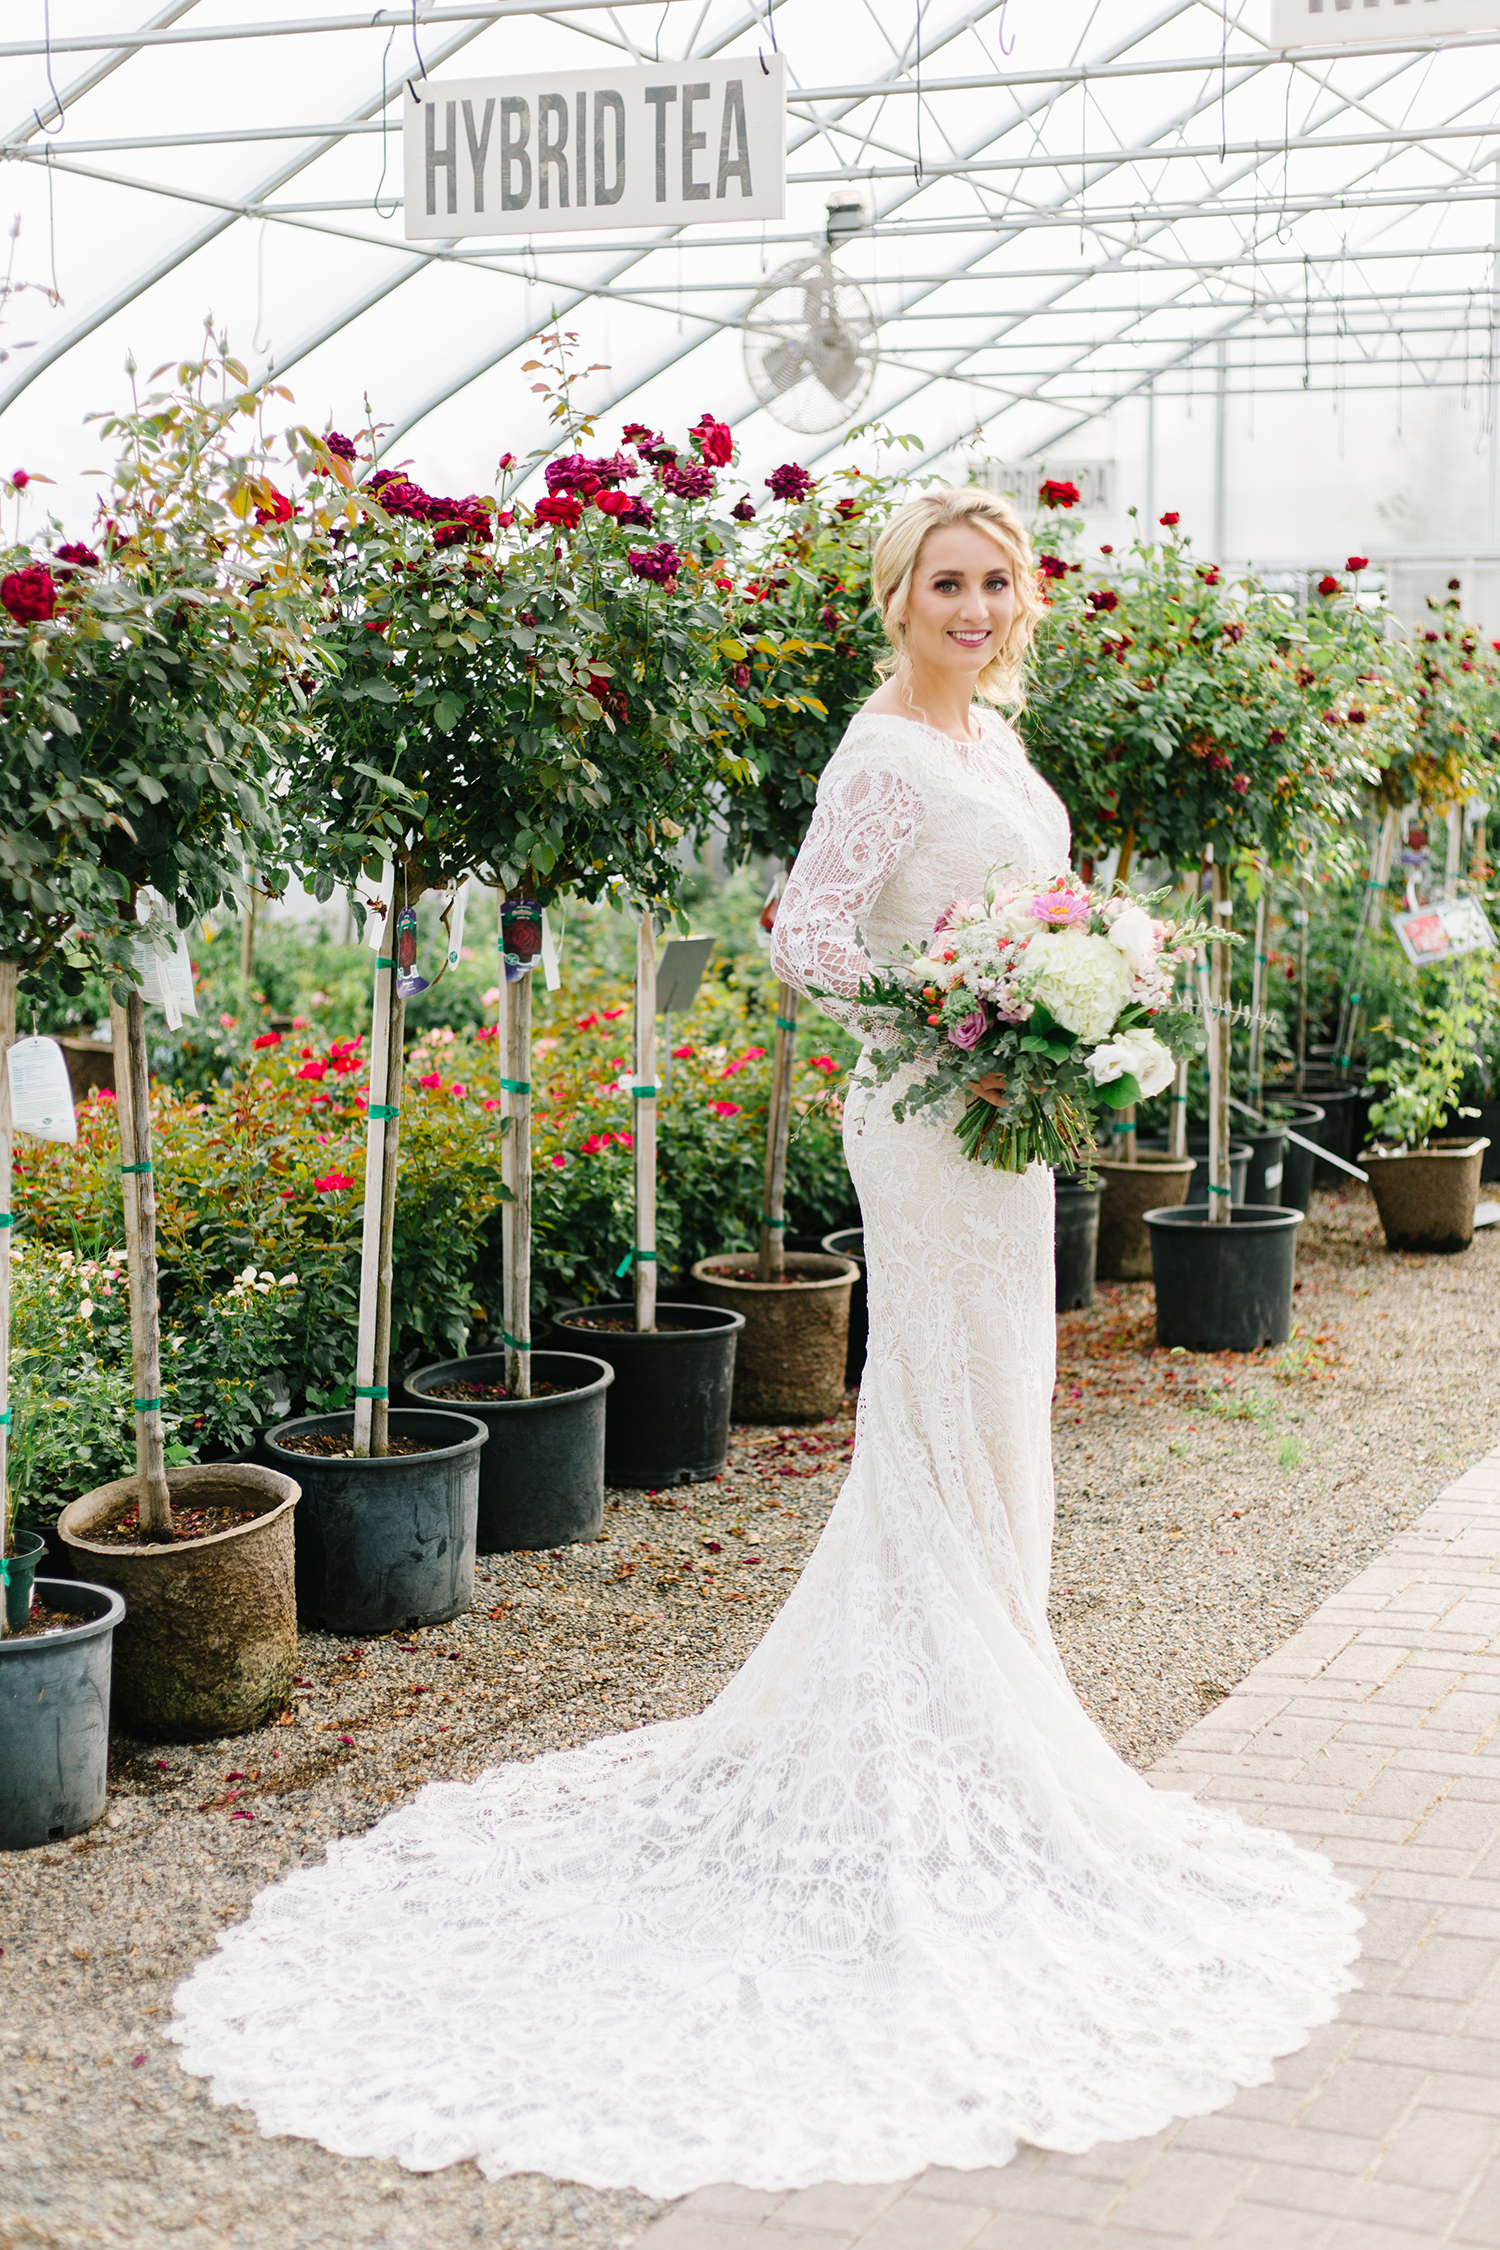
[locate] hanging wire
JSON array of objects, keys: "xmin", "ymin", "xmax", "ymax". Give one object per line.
[
  {"xmin": 44, "ymin": 150, "xmax": 60, "ymax": 305},
  {"xmin": 34, "ymin": 0, "xmax": 65, "ymax": 134},
  {"xmin": 914, "ymin": 0, "xmax": 924, "ymax": 183},
  {"xmin": 1218, "ymin": 0, "xmax": 1228, "ymax": 166},
  {"xmin": 1276, "ymin": 66, "xmax": 1293, "ymax": 242},
  {"xmin": 252, "ymin": 220, "xmax": 272, "ymax": 356},
  {"xmin": 373, "ymin": 23, "xmax": 400, "ymax": 220},
  {"xmin": 996, "ymin": 0, "xmax": 1016, "ymax": 58},
  {"xmin": 758, "ymin": 0, "xmax": 777, "ymax": 75},
  {"xmin": 654, "ymin": 0, "xmax": 669, "ymax": 62}
]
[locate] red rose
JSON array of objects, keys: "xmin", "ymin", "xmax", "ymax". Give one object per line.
[
  {"xmin": 766, "ymin": 463, "xmax": 813, "ymax": 502},
  {"xmin": 1316, "ymin": 574, "xmax": 1340, "ymax": 597},
  {"xmin": 11, "ymin": 470, "xmax": 30, "ymax": 491},
  {"xmin": 55, "ymin": 542, "xmax": 100, "ymax": 570},
  {"xmin": 252, "ymin": 1031, "xmax": 282, "ymax": 1050},
  {"xmin": 1037, "ymin": 554, "xmax": 1068, "ymax": 581},
  {"xmin": 1039, "ymin": 479, "xmax": 1080, "ymax": 509},
  {"xmin": 1159, "ymin": 511, "xmax": 1180, "ymax": 528},
  {"xmin": 533, "ymin": 493, "xmax": 584, "ymax": 530},
  {"xmin": 1346, "ymin": 555, "xmax": 1369, "ymax": 573},
  {"xmin": 1196, "ymin": 567, "xmax": 1221, "ymax": 585},
  {"xmin": 297, "ymin": 1060, "xmax": 328, "ymax": 1081},
  {"xmin": 254, "ymin": 489, "xmax": 294, "ymax": 525},
  {"xmin": 1, "ymin": 565, "xmax": 57, "ymax": 623},
  {"xmin": 690, "ymin": 414, "xmax": 734, "ymax": 467},
  {"xmin": 314, "ymin": 1172, "xmax": 355, "ymax": 1194}
]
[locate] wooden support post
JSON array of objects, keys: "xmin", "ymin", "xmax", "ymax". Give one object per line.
[
  {"xmin": 499, "ymin": 937, "xmax": 532, "ymax": 1400},
  {"xmin": 352, "ymin": 943, "xmax": 395, "ymax": 1458},
  {"xmin": 0, "ymin": 962, "xmax": 17, "ymax": 1633},
  {"xmin": 1208, "ymin": 860, "xmax": 1233, "ymax": 1227},
  {"xmin": 1247, "ymin": 873, "xmax": 1269, "ymax": 1119},
  {"xmin": 111, "ymin": 994, "xmax": 173, "ymax": 1534},
  {"xmin": 633, "ymin": 912, "xmax": 658, "ymax": 1334},
  {"xmin": 1446, "ymin": 802, "xmax": 1465, "ymax": 901},
  {"xmin": 368, "ymin": 989, "xmax": 405, "ymax": 1457},
  {"xmin": 1294, "ymin": 880, "xmax": 1310, "ymax": 1097},
  {"xmin": 760, "ymin": 983, "xmax": 798, "ymax": 1280},
  {"xmin": 1168, "ymin": 1059, "xmax": 1189, "ymax": 1159},
  {"xmin": 1335, "ymin": 809, "xmax": 1398, "ymax": 1073},
  {"xmin": 240, "ymin": 885, "xmax": 256, "ymax": 984}
]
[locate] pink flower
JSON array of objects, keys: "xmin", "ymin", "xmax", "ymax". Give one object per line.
[
  {"xmin": 948, "ymin": 1005, "xmax": 989, "ymax": 1051},
  {"xmin": 808, "ymin": 1055, "xmax": 838, "ymax": 1075},
  {"xmin": 315, "ymin": 1172, "xmax": 355, "ymax": 1193},
  {"xmin": 1028, "ymin": 886, "xmax": 1092, "ymax": 928},
  {"xmin": 933, "ymin": 898, "xmax": 980, "ymax": 935},
  {"xmin": 417, "ymin": 1071, "xmax": 443, "ymax": 1091},
  {"xmin": 672, "ymin": 1044, "xmax": 694, "ymax": 1059},
  {"xmin": 482, "ymin": 1098, "xmax": 502, "ymax": 1111},
  {"xmin": 219, "ymin": 1013, "xmax": 237, "ymax": 1030},
  {"xmin": 297, "ymin": 1060, "xmax": 328, "ymax": 1081},
  {"xmin": 580, "ymin": 1133, "xmax": 606, "ymax": 1155},
  {"xmin": 602, "ymin": 1005, "xmax": 628, "ymax": 1020},
  {"xmin": 292, "ymin": 1016, "xmax": 310, "ymax": 1029},
  {"xmin": 449, "ymin": 1082, "xmax": 468, "ymax": 1099},
  {"xmin": 711, "ymin": 1100, "xmax": 741, "ymax": 1117},
  {"xmin": 741, "ymin": 1046, "xmax": 767, "ymax": 1060},
  {"xmin": 551, "ymin": 1152, "xmax": 567, "ymax": 1168}
]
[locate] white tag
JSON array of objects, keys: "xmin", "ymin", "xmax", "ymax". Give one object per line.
[
  {"xmin": 131, "ymin": 934, "xmax": 197, "ymax": 1031},
  {"xmin": 444, "ymin": 882, "xmax": 468, "ymax": 974},
  {"xmin": 1264, "ymin": 1161, "xmax": 1283, "ymax": 1188},
  {"xmin": 5, "ymin": 1036, "xmax": 77, "ymax": 1143},
  {"xmin": 359, "ymin": 860, "xmax": 396, "ymax": 949},
  {"xmin": 540, "ymin": 908, "xmax": 561, "ymax": 991}
]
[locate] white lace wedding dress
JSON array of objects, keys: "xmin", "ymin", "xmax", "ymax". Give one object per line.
[{"xmin": 172, "ymin": 707, "xmax": 1360, "ymax": 2193}]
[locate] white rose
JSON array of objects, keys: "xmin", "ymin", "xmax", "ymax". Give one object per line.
[
  {"xmin": 1106, "ymin": 904, "xmax": 1158, "ymax": 978},
  {"xmin": 1085, "ymin": 1027, "xmax": 1176, "ymax": 1097},
  {"xmin": 1016, "ymin": 930, "xmax": 1133, "ymax": 1043}
]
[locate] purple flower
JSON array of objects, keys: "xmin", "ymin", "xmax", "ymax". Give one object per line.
[
  {"xmin": 767, "ymin": 462, "xmax": 813, "ymax": 502},
  {"xmin": 55, "ymin": 542, "xmax": 101, "ymax": 571},
  {"xmin": 731, "ymin": 496, "xmax": 757, "ymax": 522},
  {"xmin": 658, "ymin": 458, "xmax": 715, "ymax": 500},
  {"xmin": 545, "ymin": 451, "xmax": 639, "ymax": 498},
  {"xmin": 325, "ymin": 431, "xmax": 358, "ymax": 461},
  {"xmin": 947, "ymin": 1005, "xmax": 989, "ymax": 1052},
  {"xmin": 628, "ymin": 541, "xmax": 681, "ymax": 586}
]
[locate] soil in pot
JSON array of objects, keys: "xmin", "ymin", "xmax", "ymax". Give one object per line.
[
  {"xmin": 276, "ymin": 1432, "xmax": 438, "ymax": 1459},
  {"xmin": 59, "ymin": 1464, "xmax": 301, "ymax": 1743},
  {"xmin": 551, "ymin": 1302, "xmax": 743, "ymax": 1489},
  {"xmin": 1093, "ymin": 1154, "xmax": 1194, "ymax": 1282},
  {"xmin": 1363, "ymin": 1137, "xmax": 1490, "ymax": 1253},
  {"xmin": 403, "ymin": 1350, "xmax": 614, "ymax": 1550},
  {"xmin": 0, "ymin": 1579, "xmax": 125, "ymax": 1851},
  {"xmin": 263, "ymin": 1408, "xmax": 485, "ymax": 1635},
  {"xmin": 822, "ymin": 1227, "xmax": 867, "ymax": 1385},
  {"xmin": 689, "ymin": 1252, "xmax": 858, "ymax": 1424},
  {"xmin": 1144, "ymin": 1203, "xmax": 1303, "ymax": 1353},
  {"xmin": 85, "ymin": 1498, "xmax": 272, "ymax": 1544}
]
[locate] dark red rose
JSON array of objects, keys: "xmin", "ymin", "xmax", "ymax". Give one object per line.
[
  {"xmin": 1, "ymin": 565, "xmax": 57, "ymax": 623},
  {"xmin": 621, "ymin": 422, "xmax": 653, "ymax": 446},
  {"xmin": 1036, "ymin": 554, "xmax": 1068, "ymax": 581},
  {"xmin": 1317, "ymin": 574, "xmax": 1340, "ymax": 597},
  {"xmin": 255, "ymin": 489, "xmax": 295, "ymax": 525},
  {"xmin": 834, "ymin": 497, "xmax": 860, "ymax": 519},
  {"xmin": 1231, "ymin": 773, "xmax": 1250, "ymax": 794},
  {"xmin": 1086, "ymin": 588, "xmax": 1119, "ymax": 613},
  {"xmin": 325, "ymin": 432, "xmax": 358, "ymax": 461},
  {"xmin": 1038, "ymin": 478, "xmax": 1080, "ymax": 509},
  {"xmin": 627, "ymin": 541, "xmax": 680, "ymax": 586},
  {"xmin": 767, "ymin": 462, "xmax": 813, "ymax": 502},
  {"xmin": 819, "ymin": 605, "xmax": 838, "ymax": 627},
  {"xmin": 55, "ymin": 542, "xmax": 100, "ymax": 570},
  {"xmin": 690, "ymin": 414, "xmax": 733, "ymax": 467},
  {"xmin": 732, "ymin": 662, "xmax": 750, "ymax": 689},
  {"xmin": 11, "ymin": 470, "xmax": 30, "ymax": 491},
  {"xmin": 1346, "ymin": 555, "xmax": 1369, "ymax": 573},
  {"xmin": 597, "ymin": 491, "xmax": 654, "ymax": 527},
  {"xmin": 659, "ymin": 458, "xmax": 714, "ymax": 500},
  {"xmin": 731, "ymin": 496, "xmax": 757, "ymax": 522},
  {"xmin": 533, "ymin": 493, "xmax": 584, "ymax": 530},
  {"xmin": 1159, "ymin": 510, "xmax": 1180, "ymax": 527},
  {"xmin": 428, "ymin": 495, "xmax": 492, "ymax": 545},
  {"xmin": 373, "ymin": 477, "xmax": 433, "ymax": 521},
  {"xmin": 1267, "ymin": 729, "xmax": 1286, "ymax": 746}
]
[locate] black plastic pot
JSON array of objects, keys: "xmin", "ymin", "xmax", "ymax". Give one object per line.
[
  {"xmin": 551, "ymin": 1302, "xmax": 743, "ymax": 1489},
  {"xmin": 402, "ymin": 1351, "xmax": 613, "ymax": 1551},
  {"xmin": 1054, "ymin": 1178, "xmax": 1102, "ymax": 1311},
  {"xmin": 821, "ymin": 1227, "xmax": 868, "ymax": 1383},
  {"xmin": 1, "ymin": 1580, "xmax": 125, "ymax": 1852},
  {"xmin": 263, "ymin": 1409, "xmax": 485, "ymax": 1634},
  {"xmin": 1241, "ymin": 1127, "xmax": 1289, "ymax": 1208},
  {"xmin": 1144, "ymin": 1204, "xmax": 1304, "ymax": 1352},
  {"xmin": 1137, "ymin": 1135, "xmax": 1252, "ymax": 1206},
  {"xmin": 1288, "ymin": 1080, "xmax": 1361, "ymax": 1185},
  {"xmin": 1265, "ymin": 1099, "xmax": 1326, "ymax": 1215},
  {"xmin": 4, "ymin": 1528, "xmax": 46, "ymax": 1629}
]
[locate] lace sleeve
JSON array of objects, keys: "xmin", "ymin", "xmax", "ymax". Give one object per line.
[{"xmin": 770, "ymin": 761, "xmax": 925, "ymax": 1029}]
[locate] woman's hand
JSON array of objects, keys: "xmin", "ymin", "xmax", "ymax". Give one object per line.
[{"xmin": 969, "ymin": 1070, "xmax": 1005, "ymax": 1107}]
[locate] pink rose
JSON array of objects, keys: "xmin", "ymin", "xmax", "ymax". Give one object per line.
[{"xmin": 948, "ymin": 1005, "xmax": 988, "ymax": 1051}]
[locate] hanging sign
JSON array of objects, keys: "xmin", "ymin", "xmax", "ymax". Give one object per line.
[
  {"xmin": 1271, "ymin": 0, "xmax": 1500, "ymax": 46},
  {"xmin": 132, "ymin": 933, "xmax": 198, "ymax": 1031},
  {"xmin": 1390, "ymin": 896, "xmax": 1497, "ymax": 966},
  {"xmin": 403, "ymin": 57, "xmax": 786, "ymax": 240},
  {"xmin": 5, "ymin": 1037, "xmax": 77, "ymax": 1143}
]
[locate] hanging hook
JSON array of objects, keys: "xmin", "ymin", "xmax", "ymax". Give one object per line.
[
  {"xmin": 34, "ymin": 0, "xmax": 65, "ymax": 134},
  {"xmin": 996, "ymin": 0, "xmax": 1016, "ymax": 57},
  {"xmin": 758, "ymin": 0, "xmax": 778, "ymax": 74}
]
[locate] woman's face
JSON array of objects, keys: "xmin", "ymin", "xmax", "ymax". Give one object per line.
[{"xmin": 895, "ymin": 522, "xmax": 1017, "ymax": 684}]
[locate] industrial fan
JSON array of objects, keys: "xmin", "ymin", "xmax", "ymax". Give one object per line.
[{"xmin": 742, "ymin": 244, "xmax": 878, "ymax": 435}]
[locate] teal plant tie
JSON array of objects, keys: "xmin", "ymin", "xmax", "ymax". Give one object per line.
[
  {"xmin": 615, "ymin": 1247, "xmax": 659, "ymax": 1276},
  {"xmin": 0, "ymin": 1212, "xmax": 12, "ymax": 1227},
  {"xmin": 376, "ymin": 954, "xmax": 396, "ymax": 969},
  {"xmin": 368, "ymin": 1104, "xmax": 398, "ymax": 1121},
  {"xmin": 1206, "ymin": 1182, "xmax": 1232, "ymax": 1198},
  {"xmin": 500, "ymin": 1078, "xmax": 531, "ymax": 1096},
  {"xmin": 134, "ymin": 1396, "xmax": 162, "ymax": 1412},
  {"xmin": 775, "ymin": 1016, "xmax": 797, "ymax": 1032},
  {"xmin": 760, "ymin": 1215, "xmax": 787, "ymax": 1228},
  {"xmin": 502, "ymin": 1332, "xmax": 530, "ymax": 1351},
  {"xmin": 0, "ymin": 1558, "xmax": 8, "ymax": 1589},
  {"xmin": 354, "ymin": 1384, "xmax": 388, "ymax": 1400},
  {"xmin": 121, "ymin": 1161, "xmax": 153, "ymax": 1175},
  {"xmin": 0, "ymin": 1407, "xmax": 10, "ymax": 1425},
  {"xmin": 631, "ymin": 1082, "xmax": 657, "ymax": 1100}
]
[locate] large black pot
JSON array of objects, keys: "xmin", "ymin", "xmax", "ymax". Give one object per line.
[
  {"xmin": 263, "ymin": 1409, "xmax": 485, "ymax": 1634},
  {"xmin": 1054, "ymin": 1178, "xmax": 1102, "ymax": 1311},
  {"xmin": 1265, "ymin": 1099, "xmax": 1326, "ymax": 1214},
  {"xmin": 1, "ymin": 1580, "xmax": 125, "ymax": 1852},
  {"xmin": 1138, "ymin": 1135, "xmax": 1252, "ymax": 1207},
  {"xmin": 1144, "ymin": 1204, "xmax": 1304, "ymax": 1353},
  {"xmin": 402, "ymin": 1351, "xmax": 613, "ymax": 1551},
  {"xmin": 821, "ymin": 1227, "xmax": 868, "ymax": 1383},
  {"xmin": 1286, "ymin": 1079, "xmax": 1361, "ymax": 1185},
  {"xmin": 551, "ymin": 1302, "xmax": 743, "ymax": 1489},
  {"xmin": 1241, "ymin": 1126, "xmax": 1289, "ymax": 1208}
]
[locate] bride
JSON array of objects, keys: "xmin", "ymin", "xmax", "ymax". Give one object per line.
[{"xmin": 172, "ymin": 486, "xmax": 1359, "ymax": 2193}]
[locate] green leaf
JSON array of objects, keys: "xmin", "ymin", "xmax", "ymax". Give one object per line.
[{"xmin": 1095, "ymin": 1072, "xmax": 1142, "ymax": 1109}]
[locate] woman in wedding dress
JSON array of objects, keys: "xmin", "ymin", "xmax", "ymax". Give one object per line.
[{"xmin": 172, "ymin": 487, "xmax": 1359, "ymax": 2193}]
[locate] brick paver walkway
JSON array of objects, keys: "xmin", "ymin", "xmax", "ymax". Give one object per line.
[{"xmin": 642, "ymin": 1452, "xmax": 1500, "ymax": 2249}]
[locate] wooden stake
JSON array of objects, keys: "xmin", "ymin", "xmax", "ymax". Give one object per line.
[
  {"xmin": 499, "ymin": 929, "xmax": 532, "ymax": 1400},
  {"xmin": 633, "ymin": 912, "xmax": 658, "ymax": 1333},
  {"xmin": 352, "ymin": 944, "xmax": 395, "ymax": 1457},
  {"xmin": 1335, "ymin": 808, "xmax": 1398, "ymax": 1073},
  {"xmin": 112, "ymin": 994, "xmax": 173, "ymax": 1534},
  {"xmin": 240, "ymin": 885, "xmax": 256, "ymax": 984},
  {"xmin": 1208, "ymin": 861, "xmax": 1233, "ymax": 1227},
  {"xmin": 760, "ymin": 982, "xmax": 798, "ymax": 1281},
  {"xmin": 369, "ymin": 990, "xmax": 406, "ymax": 1456},
  {"xmin": 1168, "ymin": 1059, "xmax": 1189, "ymax": 1158},
  {"xmin": 0, "ymin": 962, "xmax": 17, "ymax": 1634},
  {"xmin": 1247, "ymin": 873, "xmax": 1269, "ymax": 1118},
  {"xmin": 1295, "ymin": 878, "xmax": 1310, "ymax": 1096},
  {"xmin": 1445, "ymin": 802, "xmax": 1465, "ymax": 902}
]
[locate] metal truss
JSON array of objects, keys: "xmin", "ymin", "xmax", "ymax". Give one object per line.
[{"xmin": 3, "ymin": 0, "xmax": 1500, "ymax": 478}]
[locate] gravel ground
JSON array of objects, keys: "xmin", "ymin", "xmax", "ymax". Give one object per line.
[{"xmin": 3, "ymin": 1184, "xmax": 1495, "ymax": 2249}]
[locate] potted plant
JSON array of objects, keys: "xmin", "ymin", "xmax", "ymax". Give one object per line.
[{"xmin": 1361, "ymin": 961, "xmax": 1492, "ymax": 1251}]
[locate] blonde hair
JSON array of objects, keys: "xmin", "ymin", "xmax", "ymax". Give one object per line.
[{"xmin": 871, "ymin": 486, "xmax": 1042, "ymax": 707}]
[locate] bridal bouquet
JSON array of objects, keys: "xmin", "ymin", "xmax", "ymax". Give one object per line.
[{"xmin": 845, "ymin": 871, "xmax": 1214, "ymax": 1173}]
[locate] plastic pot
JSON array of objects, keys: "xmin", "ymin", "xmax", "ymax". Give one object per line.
[
  {"xmin": 689, "ymin": 1252, "xmax": 858, "ymax": 1423},
  {"xmin": 551, "ymin": 1302, "xmax": 743, "ymax": 1488},
  {"xmin": 402, "ymin": 1351, "xmax": 613, "ymax": 1551},
  {"xmin": 4, "ymin": 1528, "xmax": 47, "ymax": 1630},
  {"xmin": 1287, "ymin": 1080, "xmax": 1361, "ymax": 1185},
  {"xmin": 1144, "ymin": 1204, "xmax": 1304, "ymax": 1352},
  {"xmin": 1054, "ymin": 1178, "xmax": 1102, "ymax": 1311},
  {"xmin": 0, "ymin": 1580, "xmax": 125, "ymax": 1851},
  {"xmin": 1241, "ymin": 1126, "xmax": 1290, "ymax": 1208},
  {"xmin": 1266, "ymin": 1100, "xmax": 1326, "ymax": 1216},
  {"xmin": 1363, "ymin": 1138, "xmax": 1490, "ymax": 1253},
  {"xmin": 1093, "ymin": 1153, "xmax": 1195, "ymax": 1281},
  {"xmin": 263, "ymin": 1409, "xmax": 484, "ymax": 1635},
  {"xmin": 821, "ymin": 1227, "xmax": 868, "ymax": 1384},
  {"xmin": 58, "ymin": 1464, "xmax": 301, "ymax": 1742},
  {"xmin": 1137, "ymin": 1134, "xmax": 1252, "ymax": 1206}
]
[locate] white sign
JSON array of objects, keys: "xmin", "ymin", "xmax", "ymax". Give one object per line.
[
  {"xmin": 403, "ymin": 57, "xmax": 786, "ymax": 239},
  {"xmin": 5, "ymin": 1037, "xmax": 77, "ymax": 1143},
  {"xmin": 981, "ymin": 459, "xmax": 1116, "ymax": 514},
  {"xmin": 1390, "ymin": 896, "xmax": 1497, "ymax": 966},
  {"xmin": 1272, "ymin": 0, "xmax": 1500, "ymax": 47},
  {"xmin": 132, "ymin": 934, "xmax": 198, "ymax": 1031}
]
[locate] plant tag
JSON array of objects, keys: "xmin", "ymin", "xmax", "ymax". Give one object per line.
[
  {"xmin": 540, "ymin": 909, "xmax": 561, "ymax": 991},
  {"xmin": 1264, "ymin": 1161, "xmax": 1283, "ymax": 1188},
  {"xmin": 132, "ymin": 934, "xmax": 198, "ymax": 1030},
  {"xmin": 358, "ymin": 859, "xmax": 396, "ymax": 949},
  {"xmin": 394, "ymin": 905, "xmax": 430, "ymax": 997},
  {"xmin": 5, "ymin": 1036, "xmax": 77, "ymax": 1143},
  {"xmin": 444, "ymin": 883, "xmax": 468, "ymax": 974}
]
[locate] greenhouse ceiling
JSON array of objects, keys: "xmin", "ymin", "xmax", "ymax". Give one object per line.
[{"xmin": 5, "ymin": 0, "xmax": 1500, "ymax": 556}]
